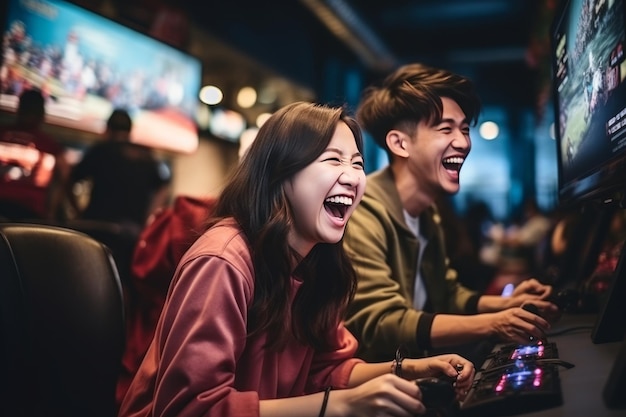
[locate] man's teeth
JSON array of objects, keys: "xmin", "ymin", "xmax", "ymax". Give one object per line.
[
  {"xmin": 325, "ymin": 196, "xmax": 353, "ymax": 205},
  {"xmin": 442, "ymin": 157, "xmax": 464, "ymax": 164}
]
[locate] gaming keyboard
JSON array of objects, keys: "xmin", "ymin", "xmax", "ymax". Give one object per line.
[{"xmin": 459, "ymin": 340, "xmax": 568, "ymax": 416}]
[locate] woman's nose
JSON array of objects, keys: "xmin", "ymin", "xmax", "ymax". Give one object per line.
[{"xmin": 339, "ymin": 167, "xmax": 362, "ymax": 187}]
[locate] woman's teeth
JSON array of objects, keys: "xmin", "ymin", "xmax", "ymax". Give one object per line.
[{"xmin": 324, "ymin": 196, "xmax": 353, "ymax": 206}]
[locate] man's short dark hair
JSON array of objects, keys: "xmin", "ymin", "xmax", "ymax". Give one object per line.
[
  {"xmin": 107, "ymin": 109, "xmax": 132, "ymax": 132},
  {"xmin": 17, "ymin": 89, "xmax": 45, "ymax": 119},
  {"xmin": 356, "ymin": 63, "xmax": 482, "ymax": 152}
]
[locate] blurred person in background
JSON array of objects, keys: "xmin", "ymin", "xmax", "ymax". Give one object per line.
[
  {"xmin": 0, "ymin": 88, "xmax": 70, "ymax": 221},
  {"xmin": 488, "ymin": 197, "xmax": 554, "ymax": 276},
  {"xmin": 67, "ymin": 108, "xmax": 172, "ymax": 331},
  {"xmin": 68, "ymin": 108, "xmax": 171, "ymax": 231},
  {"xmin": 436, "ymin": 196, "xmax": 497, "ymax": 293}
]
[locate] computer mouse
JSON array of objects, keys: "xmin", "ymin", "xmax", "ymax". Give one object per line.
[
  {"xmin": 415, "ymin": 377, "xmax": 456, "ymax": 409},
  {"xmin": 522, "ymin": 303, "xmax": 549, "ymax": 342},
  {"xmin": 522, "ymin": 303, "xmax": 540, "ymax": 316}
]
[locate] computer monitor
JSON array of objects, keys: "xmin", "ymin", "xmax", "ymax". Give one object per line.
[
  {"xmin": 551, "ymin": 0, "xmax": 626, "ymax": 207},
  {"xmin": 0, "ymin": 0, "xmax": 202, "ymax": 154},
  {"xmin": 550, "ymin": 0, "xmax": 626, "ymax": 344}
]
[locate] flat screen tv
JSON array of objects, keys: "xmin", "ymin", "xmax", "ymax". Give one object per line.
[
  {"xmin": 551, "ymin": 0, "xmax": 626, "ymax": 206},
  {"xmin": 551, "ymin": 0, "xmax": 626, "ymax": 345},
  {"xmin": 0, "ymin": 0, "xmax": 202, "ymax": 153}
]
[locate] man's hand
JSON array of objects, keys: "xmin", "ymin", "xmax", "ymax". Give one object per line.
[
  {"xmin": 504, "ymin": 279, "xmax": 559, "ymax": 321},
  {"xmin": 490, "ymin": 307, "xmax": 550, "ymax": 344}
]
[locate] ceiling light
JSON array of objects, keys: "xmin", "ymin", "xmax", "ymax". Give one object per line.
[
  {"xmin": 256, "ymin": 112, "xmax": 272, "ymax": 128},
  {"xmin": 479, "ymin": 121, "xmax": 499, "ymax": 140},
  {"xmin": 237, "ymin": 86, "xmax": 257, "ymax": 109},
  {"xmin": 196, "ymin": 104, "xmax": 211, "ymax": 129},
  {"xmin": 199, "ymin": 85, "xmax": 223, "ymax": 105}
]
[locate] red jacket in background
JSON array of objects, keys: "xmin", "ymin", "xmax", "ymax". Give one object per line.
[{"xmin": 117, "ymin": 195, "xmax": 216, "ymax": 408}]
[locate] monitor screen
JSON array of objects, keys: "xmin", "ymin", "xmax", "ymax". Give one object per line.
[
  {"xmin": 0, "ymin": 0, "xmax": 202, "ymax": 153},
  {"xmin": 551, "ymin": 0, "xmax": 626, "ymax": 206}
]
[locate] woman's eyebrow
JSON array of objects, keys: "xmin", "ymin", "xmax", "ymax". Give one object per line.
[{"xmin": 324, "ymin": 147, "xmax": 363, "ymax": 158}]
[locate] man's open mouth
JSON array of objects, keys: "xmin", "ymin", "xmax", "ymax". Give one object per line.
[{"xmin": 442, "ymin": 156, "xmax": 464, "ymax": 171}]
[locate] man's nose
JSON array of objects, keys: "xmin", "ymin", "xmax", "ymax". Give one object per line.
[{"xmin": 453, "ymin": 130, "xmax": 471, "ymax": 150}]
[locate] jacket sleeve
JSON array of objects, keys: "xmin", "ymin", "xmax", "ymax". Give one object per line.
[
  {"xmin": 151, "ymin": 254, "xmax": 260, "ymax": 417},
  {"xmin": 444, "ymin": 265, "xmax": 480, "ymax": 314},
  {"xmin": 306, "ymin": 323, "xmax": 364, "ymax": 392},
  {"xmin": 343, "ymin": 200, "xmax": 427, "ymax": 361}
]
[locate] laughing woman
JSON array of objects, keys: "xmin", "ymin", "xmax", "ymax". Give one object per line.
[{"xmin": 118, "ymin": 102, "xmax": 474, "ymax": 417}]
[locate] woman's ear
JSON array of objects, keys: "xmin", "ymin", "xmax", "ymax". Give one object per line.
[{"xmin": 386, "ymin": 130, "xmax": 409, "ymax": 158}]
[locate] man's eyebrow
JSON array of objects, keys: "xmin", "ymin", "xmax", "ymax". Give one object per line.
[{"xmin": 438, "ymin": 117, "xmax": 470, "ymax": 125}]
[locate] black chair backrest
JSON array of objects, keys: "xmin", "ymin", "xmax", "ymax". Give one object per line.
[
  {"xmin": 0, "ymin": 223, "xmax": 125, "ymax": 417},
  {"xmin": 63, "ymin": 218, "xmax": 141, "ymax": 288}
]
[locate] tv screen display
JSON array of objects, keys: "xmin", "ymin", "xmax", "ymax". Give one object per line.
[
  {"xmin": 0, "ymin": 0, "xmax": 201, "ymax": 153},
  {"xmin": 551, "ymin": 0, "xmax": 626, "ymax": 205}
]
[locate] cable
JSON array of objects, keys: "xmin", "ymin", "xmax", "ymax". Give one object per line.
[
  {"xmin": 546, "ymin": 324, "xmax": 594, "ymax": 337},
  {"xmin": 479, "ymin": 359, "xmax": 575, "ymax": 376}
]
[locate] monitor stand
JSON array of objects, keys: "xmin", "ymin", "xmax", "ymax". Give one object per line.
[{"xmin": 591, "ymin": 240, "xmax": 626, "ymax": 343}]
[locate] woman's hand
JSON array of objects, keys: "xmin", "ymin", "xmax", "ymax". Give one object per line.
[
  {"xmin": 330, "ymin": 373, "xmax": 426, "ymax": 416},
  {"xmin": 401, "ymin": 354, "xmax": 475, "ymax": 400}
]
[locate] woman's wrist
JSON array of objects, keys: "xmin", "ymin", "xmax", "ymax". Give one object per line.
[
  {"xmin": 318, "ymin": 387, "xmax": 332, "ymax": 417},
  {"xmin": 391, "ymin": 345, "xmax": 406, "ymax": 378}
]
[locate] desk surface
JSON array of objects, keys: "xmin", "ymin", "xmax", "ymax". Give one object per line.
[{"xmin": 511, "ymin": 313, "xmax": 623, "ymax": 417}]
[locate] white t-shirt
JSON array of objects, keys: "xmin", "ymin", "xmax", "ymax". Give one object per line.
[{"xmin": 404, "ymin": 210, "xmax": 428, "ymax": 310}]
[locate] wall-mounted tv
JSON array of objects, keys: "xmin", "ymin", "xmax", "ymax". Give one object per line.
[
  {"xmin": 551, "ymin": 0, "xmax": 626, "ymax": 206},
  {"xmin": 0, "ymin": 0, "xmax": 201, "ymax": 153}
]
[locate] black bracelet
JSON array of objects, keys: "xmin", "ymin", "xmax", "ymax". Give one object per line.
[
  {"xmin": 393, "ymin": 345, "xmax": 407, "ymax": 378},
  {"xmin": 318, "ymin": 386, "xmax": 332, "ymax": 417}
]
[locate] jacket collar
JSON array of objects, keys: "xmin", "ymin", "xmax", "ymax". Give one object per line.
[{"xmin": 365, "ymin": 166, "xmax": 441, "ymax": 240}]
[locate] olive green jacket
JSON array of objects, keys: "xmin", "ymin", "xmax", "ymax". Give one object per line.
[{"xmin": 344, "ymin": 167, "xmax": 479, "ymax": 362}]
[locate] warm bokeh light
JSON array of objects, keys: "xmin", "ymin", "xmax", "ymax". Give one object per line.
[
  {"xmin": 199, "ymin": 85, "xmax": 223, "ymax": 105},
  {"xmin": 256, "ymin": 112, "xmax": 272, "ymax": 128},
  {"xmin": 479, "ymin": 121, "xmax": 499, "ymax": 140},
  {"xmin": 196, "ymin": 104, "xmax": 212, "ymax": 129},
  {"xmin": 237, "ymin": 86, "xmax": 257, "ymax": 108}
]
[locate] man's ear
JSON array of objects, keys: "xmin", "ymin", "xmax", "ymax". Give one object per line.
[{"xmin": 386, "ymin": 130, "xmax": 409, "ymax": 158}]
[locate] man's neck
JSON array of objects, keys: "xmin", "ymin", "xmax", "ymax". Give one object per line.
[
  {"xmin": 108, "ymin": 131, "xmax": 131, "ymax": 142},
  {"xmin": 390, "ymin": 163, "xmax": 433, "ymax": 217}
]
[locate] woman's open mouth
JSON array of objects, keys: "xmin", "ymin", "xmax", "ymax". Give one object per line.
[{"xmin": 324, "ymin": 195, "xmax": 353, "ymax": 220}]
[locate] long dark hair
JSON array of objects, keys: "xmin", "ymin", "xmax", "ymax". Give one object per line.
[{"xmin": 210, "ymin": 101, "xmax": 363, "ymax": 350}]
